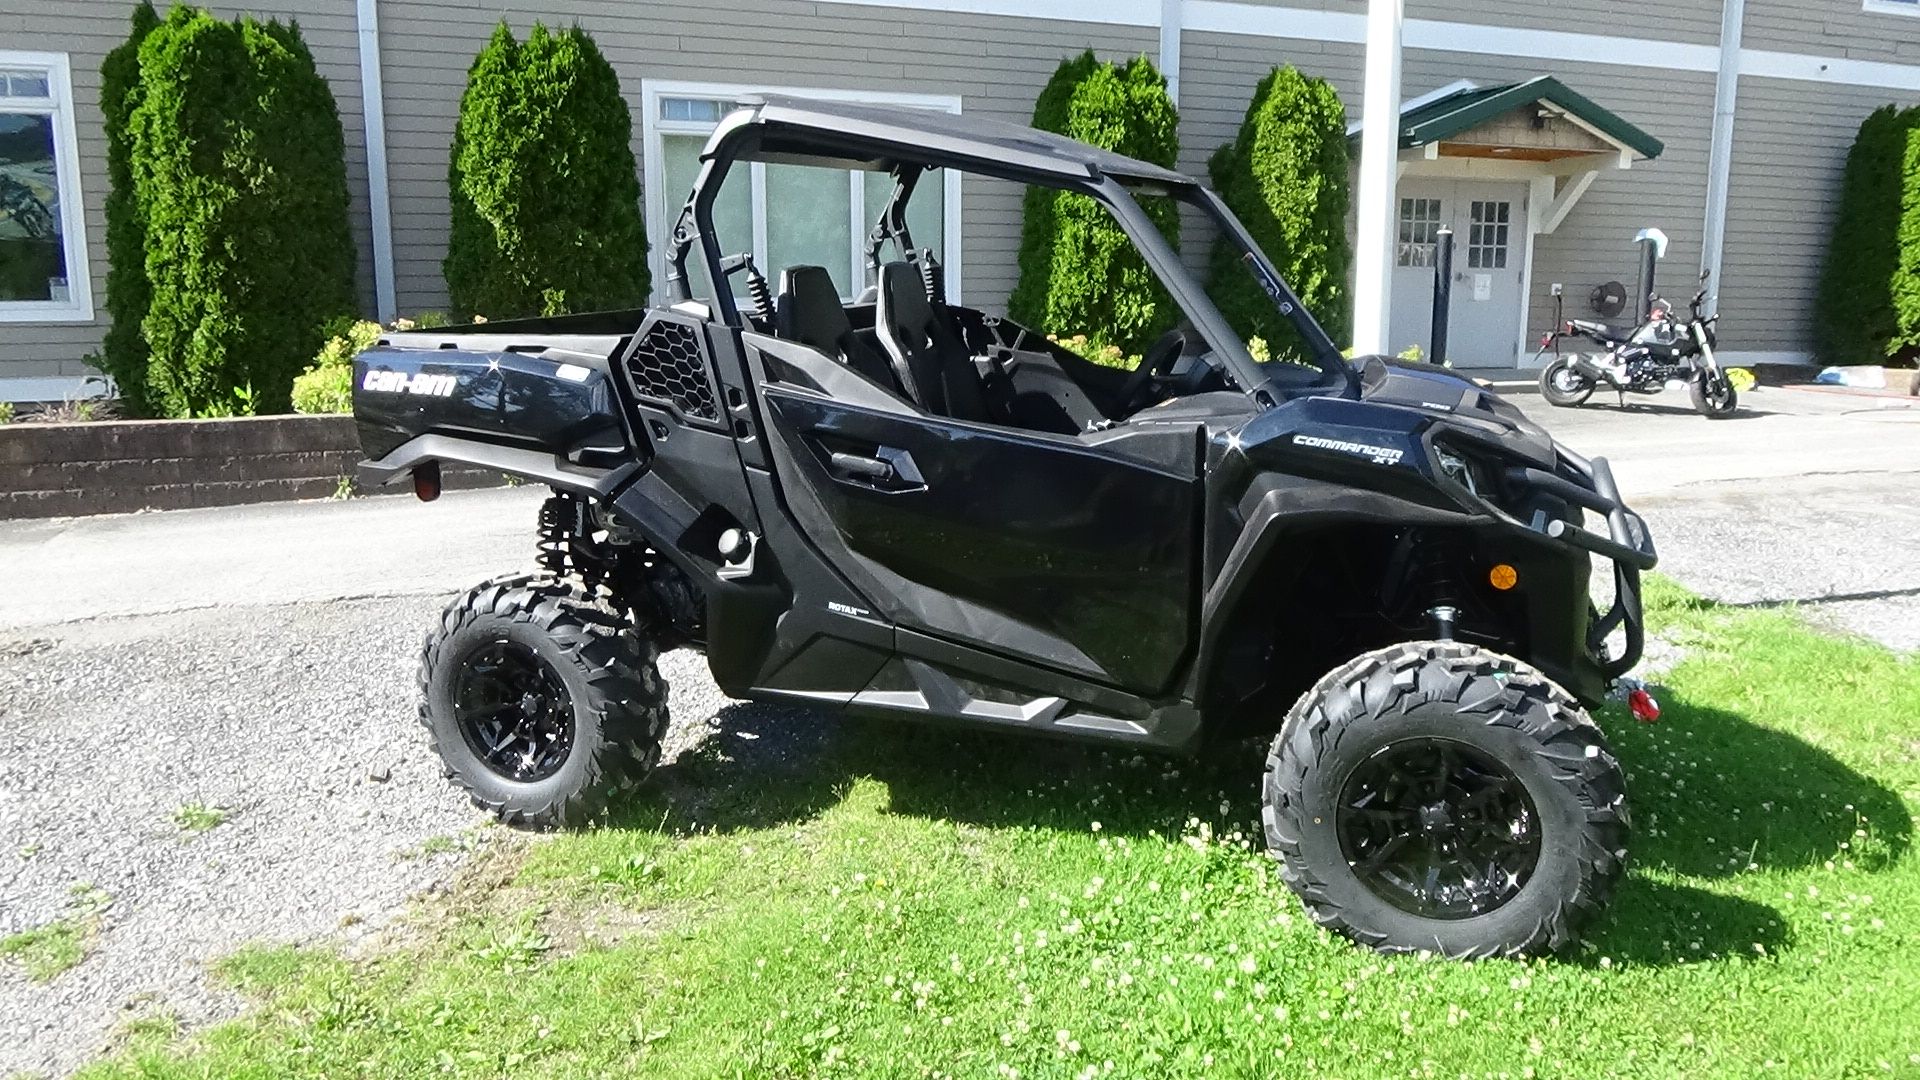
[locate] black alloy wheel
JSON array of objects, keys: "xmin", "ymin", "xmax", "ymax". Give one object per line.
[
  {"xmin": 453, "ymin": 638, "xmax": 575, "ymax": 782},
  {"xmin": 1336, "ymin": 737, "xmax": 1542, "ymax": 920},
  {"xmin": 1262, "ymin": 641, "xmax": 1628, "ymax": 958},
  {"xmin": 420, "ymin": 574, "xmax": 670, "ymax": 828}
]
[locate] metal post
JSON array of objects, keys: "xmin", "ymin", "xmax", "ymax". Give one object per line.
[
  {"xmin": 1633, "ymin": 227, "xmax": 1668, "ymax": 322},
  {"xmin": 1350, "ymin": 0, "xmax": 1405, "ymax": 356},
  {"xmin": 1430, "ymin": 227, "xmax": 1453, "ymax": 366}
]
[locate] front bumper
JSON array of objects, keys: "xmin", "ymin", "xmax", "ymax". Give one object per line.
[{"xmin": 1503, "ymin": 451, "xmax": 1655, "ymax": 682}]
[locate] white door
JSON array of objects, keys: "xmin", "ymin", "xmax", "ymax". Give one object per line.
[{"xmin": 1388, "ymin": 181, "xmax": 1528, "ymax": 367}]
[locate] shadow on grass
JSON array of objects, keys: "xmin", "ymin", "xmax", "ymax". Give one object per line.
[
  {"xmin": 603, "ymin": 681, "xmax": 1906, "ymax": 965},
  {"xmin": 1608, "ymin": 691, "xmax": 1911, "ymax": 879}
]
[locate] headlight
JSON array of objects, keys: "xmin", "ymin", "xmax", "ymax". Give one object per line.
[{"xmin": 1435, "ymin": 444, "xmax": 1480, "ymax": 496}]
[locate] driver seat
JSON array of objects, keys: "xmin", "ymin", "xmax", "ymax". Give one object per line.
[
  {"xmin": 774, "ymin": 264, "xmax": 898, "ymax": 389},
  {"xmin": 874, "ymin": 260, "xmax": 991, "ymax": 423}
]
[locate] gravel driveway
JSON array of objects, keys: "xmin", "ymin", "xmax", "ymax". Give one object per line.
[
  {"xmin": 3, "ymin": 385, "xmax": 1916, "ymax": 1076},
  {"xmin": 0, "ymin": 590, "xmax": 736, "ymax": 1078}
]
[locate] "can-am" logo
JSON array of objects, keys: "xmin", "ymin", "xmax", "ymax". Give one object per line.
[
  {"xmin": 1291, "ymin": 433, "xmax": 1404, "ymax": 466},
  {"xmin": 362, "ymin": 369, "xmax": 457, "ymax": 397}
]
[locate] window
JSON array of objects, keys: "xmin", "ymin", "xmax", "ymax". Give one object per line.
[
  {"xmin": 1396, "ymin": 198, "xmax": 1443, "ymax": 268},
  {"xmin": 641, "ymin": 82, "xmax": 961, "ymax": 305},
  {"xmin": 0, "ymin": 52, "xmax": 89, "ymax": 322},
  {"xmin": 1467, "ymin": 200, "xmax": 1511, "ymax": 270},
  {"xmin": 1864, "ymin": 0, "xmax": 1920, "ymax": 16}
]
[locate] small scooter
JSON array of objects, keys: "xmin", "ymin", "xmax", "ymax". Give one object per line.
[{"xmin": 1537, "ymin": 271, "xmax": 1737, "ymax": 418}]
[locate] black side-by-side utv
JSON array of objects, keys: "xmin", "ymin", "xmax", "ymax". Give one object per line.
[{"xmin": 351, "ymin": 96, "xmax": 1657, "ymax": 958}]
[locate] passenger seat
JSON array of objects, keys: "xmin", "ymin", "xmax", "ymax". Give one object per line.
[
  {"xmin": 773, "ymin": 265, "xmax": 898, "ymax": 389},
  {"xmin": 873, "ymin": 260, "xmax": 992, "ymax": 422}
]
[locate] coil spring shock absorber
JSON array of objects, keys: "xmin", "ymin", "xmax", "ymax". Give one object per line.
[
  {"xmin": 535, "ymin": 492, "xmax": 610, "ymax": 593},
  {"xmin": 1405, "ymin": 535, "xmax": 1467, "ymax": 640},
  {"xmin": 746, "ymin": 264, "xmax": 775, "ymax": 324}
]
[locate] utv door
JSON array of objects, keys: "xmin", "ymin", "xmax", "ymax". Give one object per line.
[{"xmin": 748, "ymin": 336, "xmax": 1200, "ymax": 697}]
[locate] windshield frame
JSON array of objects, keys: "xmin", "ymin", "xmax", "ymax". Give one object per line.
[{"xmin": 670, "ymin": 107, "xmax": 1360, "ymax": 406}]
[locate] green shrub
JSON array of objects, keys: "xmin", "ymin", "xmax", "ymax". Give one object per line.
[
  {"xmin": 97, "ymin": 0, "xmax": 162, "ymax": 416},
  {"xmin": 0, "ymin": 401, "xmax": 13, "ymax": 425},
  {"xmin": 130, "ymin": 7, "xmax": 357, "ymax": 417},
  {"xmin": 292, "ymin": 320, "xmax": 382, "ymax": 414},
  {"xmin": 1046, "ymin": 332, "xmax": 1138, "ymax": 370},
  {"xmin": 1892, "ymin": 120, "xmax": 1920, "ymax": 365},
  {"xmin": 444, "ymin": 22, "xmax": 648, "ymax": 320},
  {"xmin": 1008, "ymin": 51, "xmax": 1181, "ymax": 357},
  {"xmin": 1205, "ymin": 66, "xmax": 1351, "ymax": 360},
  {"xmin": 1823, "ymin": 105, "xmax": 1920, "ymax": 365}
]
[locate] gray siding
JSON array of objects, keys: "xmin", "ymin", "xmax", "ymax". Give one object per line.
[
  {"xmin": 0, "ymin": 0, "xmax": 377, "ymax": 385},
  {"xmin": 374, "ymin": 0, "xmax": 1158, "ymax": 315},
  {"xmin": 1719, "ymin": 76, "xmax": 1920, "ymax": 353},
  {"xmin": 1746, "ymin": 0, "xmax": 1920, "ymax": 62},
  {"xmin": 1225, "ymin": 0, "xmax": 1723, "ymax": 45}
]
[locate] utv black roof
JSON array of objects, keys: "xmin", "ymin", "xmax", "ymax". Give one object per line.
[{"xmin": 721, "ymin": 94, "xmax": 1196, "ymax": 188}]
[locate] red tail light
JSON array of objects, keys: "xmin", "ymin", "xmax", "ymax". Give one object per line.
[{"xmin": 412, "ymin": 461, "xmax": 442, "ymax": 503}]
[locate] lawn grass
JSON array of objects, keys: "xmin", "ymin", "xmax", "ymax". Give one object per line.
[
  {"xmin": 84, "ymin": 580, "xmax": 1919, "ymax": 1078},
  {"xmin": 2, "ymin": 884, "xmax": 113, "ymax": 983}
]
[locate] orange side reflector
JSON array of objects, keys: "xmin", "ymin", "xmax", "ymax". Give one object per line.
[{"xmin": 1489, "ymin": 564, "xmax": 1518, "ymax": 591}]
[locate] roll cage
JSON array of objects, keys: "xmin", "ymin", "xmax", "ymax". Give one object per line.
[{"xmin": 662, "ymin": 94, "xmax": 1361, "ymax": 405}]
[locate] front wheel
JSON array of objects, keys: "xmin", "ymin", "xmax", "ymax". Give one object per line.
[
  {"xmin": 1538, "ymin": 355, "xmax": 1594, "ymax": 407},
  {"xmin": 1690, "ymin": 371, "xmax": 1738, "ymax": 418},
  {"xmin": 1261, "ymin": 642, "xmax": 1628, "ymax": 958},
  {"xmin": 419, "ymin": 574, "xmax": 670, "ymax": 827}
]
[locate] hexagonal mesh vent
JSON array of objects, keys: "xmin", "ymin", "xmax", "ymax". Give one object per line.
[{"xmin": 625, "ymin": 319, "xmax": 717, "ymax": 421}]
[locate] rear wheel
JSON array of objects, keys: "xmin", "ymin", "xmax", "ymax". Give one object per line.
[
  {"xmin": 1261, "ymin": 642, "xmax": 1628, "ymax": 958},
  {"xmin": 1538, "ymin": 355, "xmax": 1594, "ymax": 407},
  {"xmin": 419, "ymin": 574, "xmax": 669, "ymax": 827},
  {"xmin": 1690, "ymin": 372, "xmax": 1738, "ymax": 418}
]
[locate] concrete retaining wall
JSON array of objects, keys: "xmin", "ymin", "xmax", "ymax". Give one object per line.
[{"xmin": 0, "ymin": 415, "xmax": 500, "ymax": 519}]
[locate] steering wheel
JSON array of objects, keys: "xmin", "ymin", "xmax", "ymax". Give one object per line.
[{"xmin": 1118, "ymin": 328, "xmax": 1188, "ymax": 412}]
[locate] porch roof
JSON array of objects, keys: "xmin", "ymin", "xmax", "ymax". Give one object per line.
[{"xmin": 1389, "ymin": 76, "xmax": 1664, "ymax": 161}]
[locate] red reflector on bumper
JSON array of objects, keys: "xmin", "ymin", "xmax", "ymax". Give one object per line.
[{"xmin": 1628, "ymin": 687, "xmax": 1660, "ymax": 723}]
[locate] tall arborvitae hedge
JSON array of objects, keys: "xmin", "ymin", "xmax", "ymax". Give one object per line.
[
  {"xmin": 1890, "ymin": 118, "xmax": 1920, "ymax": 365},
  {"xmin": 1008, "ymin": 52, "xmax": 1180, "ymax": 356},
  {"xmin": 98, "ymin": 0, "xmax": 161, "ymax": 416},
  {"xmin": 1820, "ymin": 105, "xmax": 1920, "ymax": 366},
  {"xmin": 1205, "ymin": 66, "xmax": 1352, "ymax": 358},
  {"xmin": 444, "ymin": 22, "xmax": 648, "ymax": 319},
  {"xmin": 130, "ymin": 7, "xmax": 356, "ymax": 416}
]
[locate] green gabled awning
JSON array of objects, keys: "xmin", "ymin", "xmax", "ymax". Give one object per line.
[{"xmin": 1395, "ymin": 76, "xmax": 1664, "ymax": 160}]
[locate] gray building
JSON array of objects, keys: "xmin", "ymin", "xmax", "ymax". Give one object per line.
[{"xmin": 3, "ymin": 0, "xmax": 1917, "ymax": 400}]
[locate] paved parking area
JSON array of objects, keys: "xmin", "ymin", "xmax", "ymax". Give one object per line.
[{"xmin": 1507, "ymin": 380, "xmax": 1920, "ymax": 650}]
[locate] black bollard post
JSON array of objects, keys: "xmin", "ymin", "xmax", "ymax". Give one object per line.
[
  {"xmin": 1633, "ymin": 229, "xmax": 1666, "ymax": 322},
  {"xmin": 1430, "ymin": 227, "xmax": 1454, "ymax": 366}
]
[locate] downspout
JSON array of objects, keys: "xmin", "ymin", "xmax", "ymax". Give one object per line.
[
  {"xmin": 1700, "ymin": 0, "xmax": 1744, "ymax": 318},
  {"xmin": 1159, "ymin": 0, "xmax": 1182, "ymax": 104},
  {"xmin": 1350, "ymin": 0, "xmax": 1404, "ymax": 356},
  {"xmin": 356, "ymin": 0, "xmax": 397, "ymax": 323}
]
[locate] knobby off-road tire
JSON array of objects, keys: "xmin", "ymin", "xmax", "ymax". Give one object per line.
[
  {"xmin": 419, "ymin": 574, "xmax": 669, "ymax": 828},
  {"xmin": 1537, "ymin": 355, "xmax": 1595, "ymax": 407},
  {"xmin": 1690, "ymin": 372, "xmax": 1738, "ymax": 418},
  {"xmin": 1262, "ymin": 642, "xmax": 1628, "ymax": 958}
]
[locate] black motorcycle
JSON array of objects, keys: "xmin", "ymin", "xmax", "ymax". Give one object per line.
[{"xmin": 1537, "ymin": 272, "xmax": 1737, "ymax": 418}]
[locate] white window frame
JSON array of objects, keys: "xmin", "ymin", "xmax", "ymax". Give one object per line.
[
  {"xmin": 0, "ymin": 50, "xmax": 92, "ymax": 323},
  {"xmin": 1864, "ymin": 0, "xmax": 1920, "ymax": 15},
  {"xmin": 639, "ymin": 80, "xmax": 963, "ymax": 307}
]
